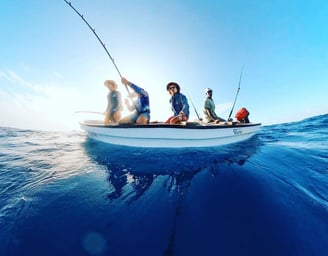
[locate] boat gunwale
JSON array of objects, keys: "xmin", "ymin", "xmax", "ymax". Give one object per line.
[{"xmin": 80, "ymin": 121, "xmax": 261, "ymax": 130}]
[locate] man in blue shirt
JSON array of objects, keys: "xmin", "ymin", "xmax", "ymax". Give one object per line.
[
  {"xmin": 165, "ymin": 82, "xmax": 190, "ymax": 124},
  {"xmin": 119, "ymin": 77, "xmax": 150, "ymax": 124}
]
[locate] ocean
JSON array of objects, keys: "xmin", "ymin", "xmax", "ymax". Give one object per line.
[{"xmin": 0, "ymin": 114, "xmax": 327, "ymax": 256}]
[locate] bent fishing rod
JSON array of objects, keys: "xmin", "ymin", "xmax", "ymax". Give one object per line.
[
  {"xmin": 227, "ymin": 67, "xmax": 243, "ymax": 121},
  {"xmin": 63, "ymin": 0, "xmax": 130, "ymax": 93}
]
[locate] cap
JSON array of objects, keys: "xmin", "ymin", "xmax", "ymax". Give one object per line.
[{"xmin": 205, "ymin": 88, "xmax": 212, "ymax": 93}]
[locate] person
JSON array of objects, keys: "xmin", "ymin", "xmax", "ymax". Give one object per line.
[
  {"xmin": 203, "ymin": 88, "xmax": 225, "ymax": 123},
  {"xmin": 165, "ymin": 82, "xmax": 190, "ymax": 124},
  {"xmin": 119, "ymin": 77, "xmax": 150, "ymax": 124},
  {"xmin": 103, "ymin": 80, "xmax": 122, "ymax": 124}
]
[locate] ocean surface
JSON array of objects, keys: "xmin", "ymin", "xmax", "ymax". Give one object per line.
[{"xmin": 0, "ymin": 114, "xmax": 327, "ymax": 256}]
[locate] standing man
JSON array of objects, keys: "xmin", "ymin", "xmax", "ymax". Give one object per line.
[{"xmin": 103, "ymin": 80, "xmax": 122, "ymax": 124}]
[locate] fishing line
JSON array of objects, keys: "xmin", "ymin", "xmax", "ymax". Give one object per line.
[
  {"xmin": 63, "ymin": 0, "xmax": 130, "ymax": 93},
  {"xmin": 227, "ymin": 66, "xmax": 243, "ymax": 121}
]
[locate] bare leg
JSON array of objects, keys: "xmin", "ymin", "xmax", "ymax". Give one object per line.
[
  {"xmin": 104, "ymin": 113, "xmax": 111, "ymax": 125},
  {"xmin": 112, "ymin": 111, "xmax": 121, "ymax": 123},
  {"xmin": 136, "ymin": 115, "xmax": 149, "ymax": 124}
]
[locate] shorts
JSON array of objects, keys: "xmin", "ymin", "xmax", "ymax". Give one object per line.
[{"xmin": 129, "ymin": 112, "xmax": 150, "ymax": 123}]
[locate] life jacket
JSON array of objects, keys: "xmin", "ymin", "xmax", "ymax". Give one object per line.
[{"xmin": 235, "ymin": 107, "xmax": 249, "ymax": 122}]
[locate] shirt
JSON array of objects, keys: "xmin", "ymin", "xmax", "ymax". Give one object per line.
[
  {"xmin": 130, "ymin": 83, "xmax": 150, "ymax": 114},
  {"xmin": 203, "ymin": 97, "xmax": 219, "ymax": 122},
  {"xmin": 107, "ymin": 90, "xmax": 122, "ymax": 114},
  {"xmin": 170, "ymin": 93, "xmax": 190, "ymax": 118}
]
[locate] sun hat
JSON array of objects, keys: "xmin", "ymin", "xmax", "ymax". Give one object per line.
[
  {"xmin": 166, "ymin": 82, "xmax": 180, "ymax": 93},
  {"xmin": 104, "ymin": 80, "xmax": 118, "ymax": 90}
]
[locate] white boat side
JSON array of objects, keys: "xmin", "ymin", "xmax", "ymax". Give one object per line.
[{"xmin": 80, "ymin": 120, "xmax": 261, "ymax": 148}]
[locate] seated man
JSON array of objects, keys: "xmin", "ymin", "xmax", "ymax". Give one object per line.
[
  {"xmin": 165, "ymin": 82, "xmax": 190, "ymax": 124},
  {"xmin": 203, "ymin": 88, "xmax": 225, "ymax": 123}
]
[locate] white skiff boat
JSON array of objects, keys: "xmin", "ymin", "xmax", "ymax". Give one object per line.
[{"xmin": 80, "ymin": 120, "xmax": 261, "ymax": 148}]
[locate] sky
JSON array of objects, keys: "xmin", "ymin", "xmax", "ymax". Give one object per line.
[{"xmin": 0, "ymin": 0, "xmax": 327, "ymax": 131}]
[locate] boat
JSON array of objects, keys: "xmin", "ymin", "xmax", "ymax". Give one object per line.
[{"xmin": 79, "ymin": 120, "xmax": 261, "ymax": 148}]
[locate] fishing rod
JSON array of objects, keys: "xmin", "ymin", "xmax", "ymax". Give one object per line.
[
  {"xmin": 74, "ymin": 111, "xmax": 104, "ymax": 115},
  {"xmin": 187, "ymin": 94, "xmax": 202, "ymax": 122},
  {"xmin": 227, "ymin": 67, "xmax": 243, "ymax": 121},
  {"xmin": 63, "ymin": 0, "xmax": 130, "ymax": 93}
]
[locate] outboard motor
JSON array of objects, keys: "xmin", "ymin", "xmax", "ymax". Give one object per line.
[{"xmin": 235, "ymin": 107, "xmax": 250, "ymax": 123}]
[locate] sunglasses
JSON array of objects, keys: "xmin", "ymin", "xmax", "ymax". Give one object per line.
[{"xmin": 169, "ymin": 87, "xmax": 176, "ymax": 91}]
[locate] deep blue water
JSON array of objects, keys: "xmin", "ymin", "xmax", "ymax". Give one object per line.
[{"xmin": 0, "ymin": 114, "xmax": 327, "ymax": 256}]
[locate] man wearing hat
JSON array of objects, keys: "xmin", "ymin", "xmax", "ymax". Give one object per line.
[
  {"xmin": 203, "ymin": 88, "xmax": 225, "ymax": 123},
  {"xmin": 103, "ymin": 79, "xmax": 122, "ymax": 124},
  {"xmin": 165, "ymin": 82, "xmax": 190, "ymax": 124}
]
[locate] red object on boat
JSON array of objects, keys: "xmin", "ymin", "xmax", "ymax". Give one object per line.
[{"xmin": 235, "ymin": 107, "xmax": 249, "ymax": 121}]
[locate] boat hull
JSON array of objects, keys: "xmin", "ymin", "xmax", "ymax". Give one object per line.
[{"xmin": 80, "ymin": 120, "xmax": 261, "ymax": 148}]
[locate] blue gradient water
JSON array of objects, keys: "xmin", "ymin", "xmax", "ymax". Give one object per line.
[{"xmin": 0, "ymin": 115, "xmax": 327, "ymax": 256}]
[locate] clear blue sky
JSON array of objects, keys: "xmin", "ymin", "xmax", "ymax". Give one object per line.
[{"xmin": 1, "ymin": 0, "xmax": 327, "ymax": 130}]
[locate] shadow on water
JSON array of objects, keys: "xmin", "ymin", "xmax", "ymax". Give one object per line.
[{"xmin": 82, "ymin": 136, "xmax": 260, "ymax": 203}]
